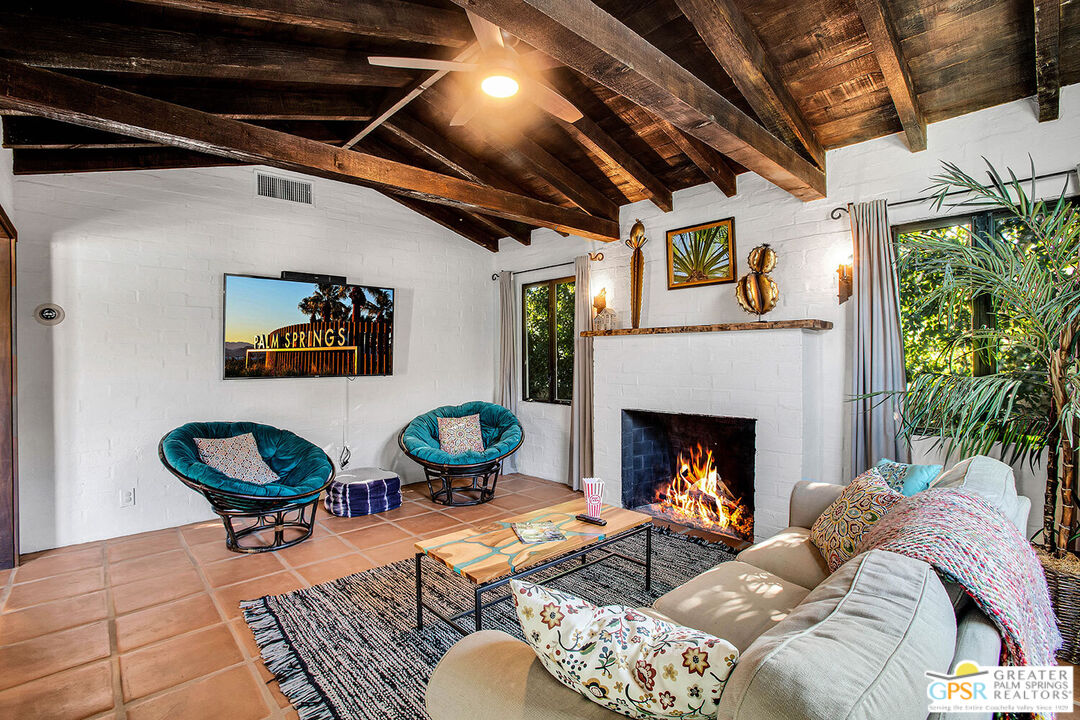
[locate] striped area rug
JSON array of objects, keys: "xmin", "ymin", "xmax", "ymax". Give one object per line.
[{"xmin": 241, "ymin": 529, "xmax": 734, "ymax": 720}]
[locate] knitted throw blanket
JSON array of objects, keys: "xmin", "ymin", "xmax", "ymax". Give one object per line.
[{"xmin": 857, "ymin": 488, "xmax": 1061, "ymax": 668}]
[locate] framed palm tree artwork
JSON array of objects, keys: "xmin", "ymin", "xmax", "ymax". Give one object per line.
[{"xmin": 666, "ymin": 218, "xmax": 737, "ymax": 289}]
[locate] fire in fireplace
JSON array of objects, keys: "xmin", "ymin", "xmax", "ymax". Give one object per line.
[{"xmin": 622, "ymin": 410, "xmax": 755, "ymax": 543}]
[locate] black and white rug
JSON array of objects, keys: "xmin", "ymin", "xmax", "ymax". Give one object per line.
[{"xmin": 242, "ymin": 530, "xmax": 735, "ymax": 720}]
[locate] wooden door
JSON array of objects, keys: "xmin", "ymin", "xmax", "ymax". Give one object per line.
[{"xmin": 0, "ymin": 204, "xmax": 15, "ymax": 569}]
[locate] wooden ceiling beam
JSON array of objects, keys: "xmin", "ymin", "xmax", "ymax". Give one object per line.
[
  {"xmin": 0, "ymin": 60, "xmax": 619, "ymax": 241},
  {"xmin": 381, "ymin": 192, "xmax": 500, "ymax": 252},
  {"xmin": 122, "ymin": 0, "xmax": 474, "ymax": 48},
  {"xmin": 656, "ymin": 117, "xmax": 737, "ymax": 197},
  {"xmin": 853, "ymin": 0, "xmax": 927, "ymax": 151},
  {"xmin": 0, "ymin": 12, "xmax": 413, "ymax": 87},
  {"xmin": 13, "ymin": 147, "xmax": 246, "ymax": 174},
  {"xmin": 1033, "ymin": 0, "xmax": 1062, "ymax": 122},
  {"xmin": 553, "ymin": 112, "xmax": 674, "ymax": 213},
  {"xmin": 673, "ymin": 0, "xmax": 824, "ymax": 167},
  {"xmin": 446, "ymin": 0, "xmax": 825, "ymax": 200}
]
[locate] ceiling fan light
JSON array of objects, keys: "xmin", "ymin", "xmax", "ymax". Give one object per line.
[{"xmin": 481, "ymin": 73, "xmax": 519, "ymax": 98}]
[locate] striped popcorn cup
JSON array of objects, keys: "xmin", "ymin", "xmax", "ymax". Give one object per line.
[{"xmin": 583, "ymin": 477, "xmax": 604, "ymax": 518}]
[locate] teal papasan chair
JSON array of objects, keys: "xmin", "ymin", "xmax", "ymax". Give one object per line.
[
  {"xmin": 159, "ymin": 421, "xmax": 335, "ymax": 553},
  {"xmin": 398, "ymin": 402, "xmax": 523, "ymax": 507}
]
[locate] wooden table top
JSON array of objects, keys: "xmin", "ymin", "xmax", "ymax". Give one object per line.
[{"xmin": 415, "ymin": 499, "xmax": 652, "ymax": 585}]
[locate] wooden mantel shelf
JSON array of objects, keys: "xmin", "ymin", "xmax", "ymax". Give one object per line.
[{"xmin": 580, "ymin": 319, "xmax": 832, "ymax": 337}]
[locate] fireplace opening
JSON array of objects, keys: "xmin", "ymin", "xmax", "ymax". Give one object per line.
[{"xmin": 622, "ymin": 410, "xmax": 755, "ymax": 544}]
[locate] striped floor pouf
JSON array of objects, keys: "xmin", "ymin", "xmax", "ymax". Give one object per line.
[{"xmin": 324, "ymin": 468, "xmax": 402, "ymax": 517}]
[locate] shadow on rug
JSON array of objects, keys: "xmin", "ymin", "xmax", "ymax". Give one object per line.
[{"xmin": 242, "ymin": 529, "xmax": 734, "ymax": 720}]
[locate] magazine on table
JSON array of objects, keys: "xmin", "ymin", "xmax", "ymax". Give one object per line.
[{"xmin": 512, "ymin": 520, "xmax": 566, "ymax": 544}]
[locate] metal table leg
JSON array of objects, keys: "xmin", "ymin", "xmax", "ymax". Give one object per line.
[
  {"xmin": 415, "ymin": 552, "xmax": 424, "ymax": 630},
  {"xmin": 645, "ymin": 523, "xmax": 652, "ymax": 591},
  {"xmin": 474, "ymin": 586, "xmax": 483, "ymax": 632}
]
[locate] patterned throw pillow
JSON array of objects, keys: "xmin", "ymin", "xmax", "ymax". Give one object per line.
[
  {"xmin": 810, "ymin": 470, "xmax": 903, "ymax": 572},
  {"xmin": 512, "ymin": 579, "xmax": 739, "ymax": 720},
  {"xmin": 193, "ymin": 433, "xmax": 279, "ymax": 486},
  {"xmin": 874, "ymin": 458, "xmax": 943, "ymax": 496},
  {"xmin": 437, "ymin": 414, "xmax": 484, "ymax": 455}
]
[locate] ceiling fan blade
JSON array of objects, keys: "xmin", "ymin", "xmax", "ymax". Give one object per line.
[
  {"xmin": 367, "ymin": 56, "xmax": 477, "ymax": 72},
  {"xmin": 526, "ymin": 80, "xmax": 584, "ymax": 123},
  {"xmin": 466, "ymin": 10, "xmax": 505, "ymax": 52},
  {"xmin": 450, "ymin": 101, "xmax": 481, "ymax": 127},
  {"xmin": 519, "ymin": 50, "xmax": 563, "ymax": 73}
]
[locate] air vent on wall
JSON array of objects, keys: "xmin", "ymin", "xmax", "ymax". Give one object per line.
[{"xmin": 256, "ymin": 172, "xmax": 313, "ymax": 205}]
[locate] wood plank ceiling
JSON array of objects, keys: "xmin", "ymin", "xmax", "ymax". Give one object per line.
[{"xmin": 0, "ymin": 0, "xmax": 1075, "ymax": 251}]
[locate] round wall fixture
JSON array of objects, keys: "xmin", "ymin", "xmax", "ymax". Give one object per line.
[{"xmin": 34, "ymin": 303, "xmax": 65, "ymax": 326}]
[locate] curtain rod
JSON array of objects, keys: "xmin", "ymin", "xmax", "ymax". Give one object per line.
[
  {"xmin": 828, "ymin": 167, "xmax": 1079, "ymax": 220},
  {"xmin": 491, "ymin": 252, "xmax": 604, "ymax": 281}
]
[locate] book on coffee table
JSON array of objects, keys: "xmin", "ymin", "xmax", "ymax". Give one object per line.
[{"xmin": 511, "ymin": 520, "xmax": 566, "ymax": 544}]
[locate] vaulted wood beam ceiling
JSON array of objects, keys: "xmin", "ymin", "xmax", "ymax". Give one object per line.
[
  {"xmin": 1034, "ymin": 0, "xmax": 1062, "ymax": 121},
  {"xmin": 122, "ymin": 0, "xmax": 474, "ymax": 47},
  {"xmin": 553, "ymin": 113, "xmax": 674, "ymax": 212},
  {"xmin": 13, "ymin": 148, "xmax": 245, "ymax": 174},
  {"xmin": 363, "ymin": 133, "xmax": 533, "ymax": 246},
  {"xmin": 673, "ymin": 0, "xmax": 824, "ymax": 167},
  {"xmin": 852, "ymin": 0, "xmax": 927, "ymax": 151},
  {"xmin": 0, "ymin": 13, "xmax": 413, "ymax": 87},
  {"xmin": 447, "ymin": 0, "xmax": 825, "ymax": 201},
  {"xmin": 0, "ymin": 59, "xmax": 619, "ymax": 241},
  {"xmin": 655, "ymin": 117, "xmax": 737, "ymax": 197}
]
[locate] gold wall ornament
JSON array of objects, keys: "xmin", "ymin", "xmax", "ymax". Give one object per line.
[
  {"xmin": 736, "ymin": 243, "xmax": 779, "ymax": 316},
  {"xmin": 626, "ymin": 219, "xmax": 647, "ymax": 329}
]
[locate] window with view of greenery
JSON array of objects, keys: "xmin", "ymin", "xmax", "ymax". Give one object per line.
[
  {"xmin": 522, "ymin": 277, "xmax": 574, "ymax": 403},
  {"xmin": 894, "ymin": 205, "xmax": 1066, "ymax": 382}
]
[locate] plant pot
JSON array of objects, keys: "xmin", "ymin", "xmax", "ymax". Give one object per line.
[{"xmin": 1037, "ymin": 545, "xmax": 1080, "ymax": 662}]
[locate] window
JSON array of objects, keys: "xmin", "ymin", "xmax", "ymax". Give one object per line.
[
  {"xmin": 894, "ymin": 205, "xmax": 1065, "ymax": 381},
  {"xmin": 522, "ymin": 277, "xmax": 575, "ymax": 403}
]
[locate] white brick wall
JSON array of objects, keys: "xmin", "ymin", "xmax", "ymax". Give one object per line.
[
  {"xmin": 12, "ymin": 166, "xmax": 496, "ymax": 552},
  {"xmin": 495, "ymin": 86, "xmax": 1080, "ymax": 530}
]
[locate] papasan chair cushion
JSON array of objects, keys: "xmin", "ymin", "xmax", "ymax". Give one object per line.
[
  {"xmin": 161, "ymin": 421, "xmax": 333, "ymax": 498},
  {"xmin": 401, "ymin": 402, "xmax": 522, "ymax": 466}
]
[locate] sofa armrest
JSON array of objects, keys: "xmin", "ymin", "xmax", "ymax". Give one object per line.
[
  {"xmin": 788, "ymin": 481, "xmax": 844, "ymax": 529},
  {"xmin": 426, "ymin": 630, "xmax": 619, "ymax": 720},
  {"xmin": 927, "ymin": 606, "xmax": 1000, "ymax": 720}
]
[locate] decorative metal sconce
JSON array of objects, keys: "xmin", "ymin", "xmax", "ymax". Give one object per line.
[
  {"xmin": 837, "ymin": 253, "xmax": 854, "ymax": 304},
  {"xmin": 626, "ymin": 219, "xmax": 647, "ymax": 329}
]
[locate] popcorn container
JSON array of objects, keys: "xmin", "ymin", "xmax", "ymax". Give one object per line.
[{"xmin": 583, "ymin": 477, "xmax": 604, "ymax": 518}]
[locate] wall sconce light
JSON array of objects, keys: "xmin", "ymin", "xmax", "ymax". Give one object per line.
[{"xmin": 837, "ymin": 255, "xmax": 854, "ymax": 304}]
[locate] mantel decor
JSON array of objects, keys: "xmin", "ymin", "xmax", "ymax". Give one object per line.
[
  {"xmin": 626, "ymin": 219, "xmax": 647, "ymax": 329},
  {"xmin": 736, "ymin": 244, "xmax": 779, "ymax": 317},
  {"xmin": 666, "ymin": 217, "xmax": 736, "ymax": 289}
]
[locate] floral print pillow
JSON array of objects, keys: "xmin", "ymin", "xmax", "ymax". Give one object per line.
[
  {"xmin": 437, "ymin": 414, "xmax": 485, "ymax": 455},
  {"xmin": 511, "ymin": 579, "xmax": 739, "ymax": 720},
  {"xmin": 193, "ymin": 433, "xmax": 279, "ymax": 486},
  {"xmin": 810, "ymin": 469, "xmax": 903, "ymax": 571}
]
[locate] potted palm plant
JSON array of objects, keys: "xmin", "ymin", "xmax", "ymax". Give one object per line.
[{"xmin": 890, "ymin": 160, "xmax": 1080, "ymax": 656}]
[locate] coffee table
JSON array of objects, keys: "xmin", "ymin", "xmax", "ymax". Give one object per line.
[{"xmin": 414, "ymin": 499, "xmax": 653, "ymax": 634}]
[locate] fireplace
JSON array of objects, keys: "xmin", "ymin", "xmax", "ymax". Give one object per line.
[{"xmin": 621, "ymin": 410, "xmax": 755, "ymax": 544}]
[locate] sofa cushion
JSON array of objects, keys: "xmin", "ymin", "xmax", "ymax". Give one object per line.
[
  {"xmin": 717, "ymin": 549, "xmax": 956, "ymax": 720},
  {"xmin": 512, "ymin": 580, "xmax": 738, "ymax": 720},
  {"xmin": 653, "ymin": 561, "xmax": 809, "ymax": 652},
  {"xmin": 875, "ymin": 458, "xmax": 943, "ymax": 496},
  {"xmin": 810, "ymin": 471, "xmax": 903, "ymax": 572},
  {"xmin": 736, "ymin": 528, "xmax": 829, "ymax": 590},
  {"xmin": 930, "ymin": 456, "xmax": 1021, "ymax": 529}
]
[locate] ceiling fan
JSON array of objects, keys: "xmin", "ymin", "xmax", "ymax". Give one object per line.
[{"xmin": 367, "ymin": 11, "xmax": 582, "ymax": 127}]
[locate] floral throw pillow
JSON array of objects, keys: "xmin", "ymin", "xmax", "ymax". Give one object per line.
[
  {"xmin": 193, "ymin": 433, "xmax": 279, "ymax": 486},
  {"xmin": 437, "ymin": 414, "xmax": 484, "ymax": 455},
  {"xmin": 511, "ymin": 579, "xmax": 739, "ymax": 720},
  {"xmin": 810, "ymin": 469, "xmax": 903, "ymax": 572}
]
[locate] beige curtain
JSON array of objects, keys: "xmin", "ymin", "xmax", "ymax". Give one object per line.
[
  {"xmin": 568, "ymin": 256, "xmax": 594, "ymax": 490},
  {"xmin": 497, "ymin": 271, "xmax": 519, "ymax": 473},
  {"xmin": 849, "ymin": 199, "xmax": 910, "ymax": 474}
]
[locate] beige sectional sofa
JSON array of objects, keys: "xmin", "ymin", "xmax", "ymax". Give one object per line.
[{"xmin": 426, "ymin": 456, "xmax": 1030, "ymax": 720}]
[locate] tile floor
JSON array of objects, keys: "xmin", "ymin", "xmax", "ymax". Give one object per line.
[{"xmin": 0, "ymin": 474, "xmax": 582, "ymax": 720}]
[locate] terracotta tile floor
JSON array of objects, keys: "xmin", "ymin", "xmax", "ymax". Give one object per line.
[{"xmin": 0, "ymin": 474, "xmax": 581, "ymax": 720}]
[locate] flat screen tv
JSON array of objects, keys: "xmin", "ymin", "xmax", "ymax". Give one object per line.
[{"xmin": 223, "ymin": 274, "xmax": 394, "ymax": 379}]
